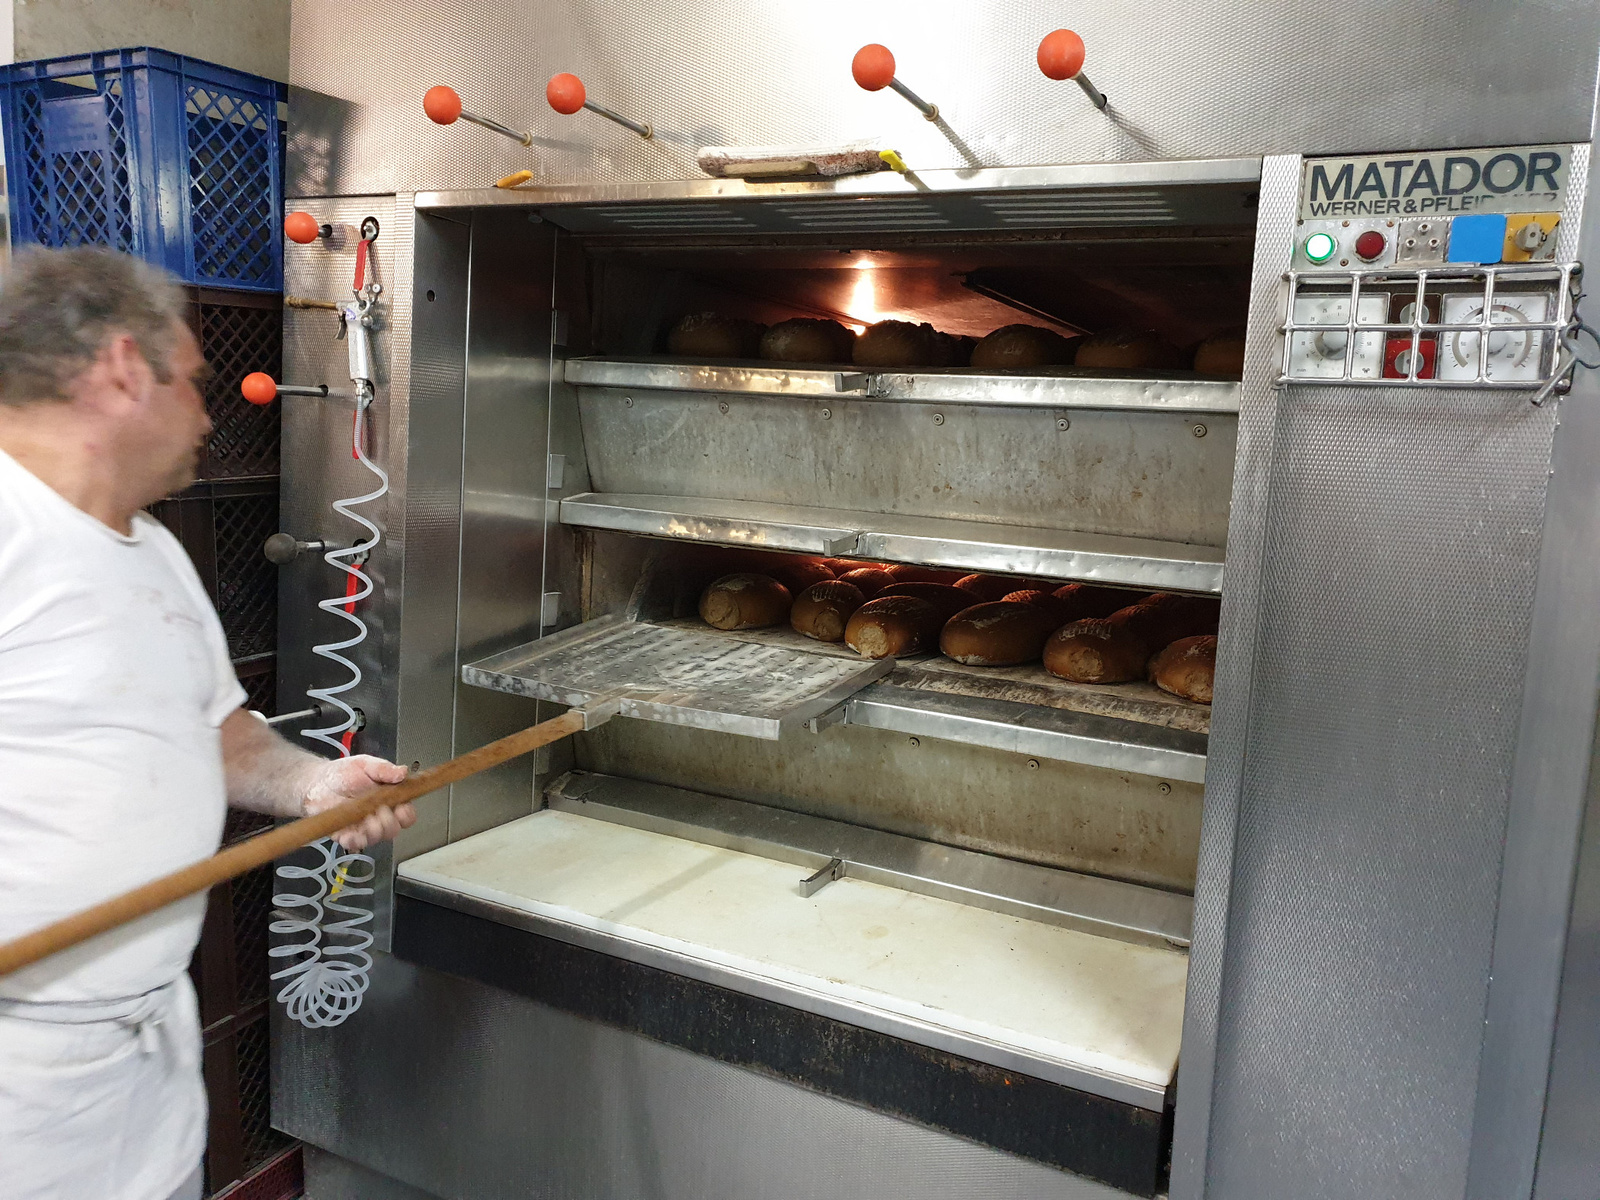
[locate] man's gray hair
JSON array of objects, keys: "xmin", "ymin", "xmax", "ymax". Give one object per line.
[{"xmin": 0, "ymin": 246, "xmax": 188, "ymax": 405}]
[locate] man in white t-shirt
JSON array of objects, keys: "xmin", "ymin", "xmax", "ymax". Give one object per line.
[{"xmin": 0, "ymin": 247, "xmax": 416, "ymax": 1200}]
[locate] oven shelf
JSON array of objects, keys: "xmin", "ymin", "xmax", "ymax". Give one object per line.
[
  {"xmin": 465, "ymin": 614, "xmax": 1207, "ymax": 782},
  {"xmin": 560, "ymin": 491, "xmax": 1225, "ymax": 594},
  {"xmin": 566, "ymin": 355, "xmax": 1241, "ymax": 413}
]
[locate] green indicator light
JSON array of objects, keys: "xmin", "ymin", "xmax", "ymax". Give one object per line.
[{"xmin": 1304, "ymin": 231, "xmax": 1338, "ymax": 264}]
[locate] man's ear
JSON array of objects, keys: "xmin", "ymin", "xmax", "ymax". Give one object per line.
[{"xmin": 94, "ymin": 332, "xmax": 154, "ymax": 413}]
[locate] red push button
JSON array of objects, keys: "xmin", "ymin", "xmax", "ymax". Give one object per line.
[{"xmin": 1354, "ymin": 230, "xmax": 1387, "ymax": 262}]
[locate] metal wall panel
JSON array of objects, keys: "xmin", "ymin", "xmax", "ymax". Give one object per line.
[
  {"xmin": 275, "ymin": 953, "xmax": 1133, "ymax": 1200},
  {"xmin": 288, "ymin": 0, "xmax": 1600, "ymax": 197},
  {"xmin": 578, "ymin": 388, "xmax": 1236, "ymax": 547}
]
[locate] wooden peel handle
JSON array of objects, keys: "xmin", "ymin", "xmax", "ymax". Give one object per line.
[{"xmin": 0, "ymin": 708, "xmax": 590, "ymax": 978}]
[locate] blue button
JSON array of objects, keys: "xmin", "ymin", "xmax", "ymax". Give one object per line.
[{"xmin": 1447, "ymin": 213, "xmax": 1509, "ymax": 264}]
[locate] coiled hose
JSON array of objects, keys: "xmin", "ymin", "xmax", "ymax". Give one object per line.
[{"xmin": 271, "ymin": 389, "xmax": 389, "ymax": 1028}]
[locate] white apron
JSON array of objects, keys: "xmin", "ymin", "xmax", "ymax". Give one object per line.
[{"xmin": 0, "ymin": 976, "xmax": 206, "ymax": 1200}]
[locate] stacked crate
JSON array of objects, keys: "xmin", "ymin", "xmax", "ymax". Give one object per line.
[{"xmin": 0, "ymin": 48, "xmax": 295, "ymax": 1198}]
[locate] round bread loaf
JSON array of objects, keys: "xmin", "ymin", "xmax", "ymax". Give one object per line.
[
  {"xmin": 760, "ymin": 318, "xmax": 857, "ymax": 364},
  {"xmin": 667, "ymin": 312, "xmax": 765, "ymax": 359},
  {"xmin": 883, "ymin": 564, "xmax": 965, "ymax": 585},
  {"xmin": 1043, "ymin": 607, "xmax": 1161, "ymax": 682},
  {"xmin": 791, "ymin": 581, "xmax": 867, "ymax": 643},
  {"xmin": 940, "ymin": 601, "xmax": 1059, "ymax": 666},
  {"xmin": 837, "ymin": 567, "xmax": 896, "ymax": 597},
  {"xmin": 823, "ymin": 558, "xmax": 876, "ymax": 575},
  {"xmin": 1149, "ymin": 634, "xmax": 1217, "ymax": 703},
  {"xmin": 1053, "ymin": 583, "xmax": 1138, "ymax": 620},
  {"xmin": 699, "ymin": 573, "xmax": 792, "ymax": 630},
  {"xmin": 1073, "ymin": 330, "xmax": 1183, "ymax": 371},
  {"xmin": 1001, "ymin": 589, "xmax": 1079, "ymax": 622},
  {"xmin": 845, "ymin": 596, "xmax": 944, "ymax": 658},
  {"xmin": 765, "ymin": 557, "xmax": 836, "ymax": 595},
  {"xmin": 854, "ymin": 320, "xmax": 944, "ymax": 368},
  {"xmin": 955, "ymin": 573, "xmax": 1024, "ymax": 601},
  {"xmin": 877, "ymin": 582, "xmax": 986, "ymax": 620},
  {"xmin": 970, "ymin": 324, "xmax": 1078, "ymax": 370},
  {"xmin": 1192, "ymin": 328, "xmax": 1246, "ymax": 377}
]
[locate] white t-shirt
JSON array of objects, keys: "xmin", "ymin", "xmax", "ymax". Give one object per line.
[{"xmin": 0, "ymin": 448, "xmax": 246, "ymax": 1002}]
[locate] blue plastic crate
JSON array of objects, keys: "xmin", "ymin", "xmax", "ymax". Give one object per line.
[{"xmin": 0, "ymin": 47, "xmax": 286, "ymax": 292}]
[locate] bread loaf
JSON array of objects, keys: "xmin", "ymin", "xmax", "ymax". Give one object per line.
[
  {"xmin": 1073, "ymin": 330, "xmax": 1183, "ymax": 371},
  {"xmin": 1149, "ymin": 635, "xmax": 1216, "ymax": 702},
  {"xmin": 1001, "ymin": 589, "xmax": 1080, "ymax": 622},
  {"xmin": 667, "ymin": 312, "xmax": 765, "ymax": 359},
  {"xmin": 837, "ymin": 567, "xmax": 896, "ymax": 597},
  {"xmin": 877, "ymin": 582, "xmax": 987, "ymax": 620},
  {"xmin": 790, "ymin": 580, "xmax": 867, "ymax": 643},
  {"xmin": 955, "ymin": 573, "xmax": 1024, "ymax": 601},
  {"xmin": 823, "ymin": 558, "xmax": 874, "ymax": 576},
  {"xmin": 764, "ymin": 557, "xmax": 836, "ymax": 595},
  {"xmin": 883, "ymin": 564, "xmax": 965, "ymax": 585},
  {"xmin": 844, "ymin": 596, "xmax": 944, "ymax": 658},
  {"xmin": 1053, "ymin": 582, "xmax": 1138, "ymax": 620},
  {"xmin": 699, "ymin": 573, "xmax": 793, "ymax": 630},
  {"xmin": 1043, "ymin": 607, "xmax": 1162, "ymax": 683},
  {"xmin": 1192, "ymin": 328, "xmax": 1246, "ymax": 377},
  {"xmin": 940, "ymin": 601, "xmax": 1059, "ymax": 666},
  {"xmin": 1135, "ymin": 593, "xmax": 1220, "ymax": 642},
  {"xmin": 760, "ymin": 318, "xmax": 856, "ymax": 364},
  {"xmin": 969, "ymin": 324, "xmax": 1078, "ymax": 370},
  {"xmin": 854, "ymin": 320, "xmax": 947, "ymax": 368}
]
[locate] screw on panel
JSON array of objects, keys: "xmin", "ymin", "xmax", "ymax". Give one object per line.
[
  {"xmin": 1027, "ymin": 759, "xmax": 1040, "ymax": 770},
  {"xmin": 1192, "ymin": 423, "xmax": 1208, "ymax": 437},
  {"xmin": 623, "ymin": 395, "xmax": 633, "ymax": 407},
  {"xmin": 908, "ymin": 736, "xmax": 920, "ymax": 747},
  {"xmin": 719, "ymin": 401, "xmax": 730, "ymax": 414},
  {"xmin": 1056, "ymin": 417, "xmax": 1070, "ymax": 431},
  {"xmin": 932, "ymin": 413, "xmax": 944, "ymax": 426},
  {"xmin": 821, "ymin": 408, "xmax": 832, "ymax": 420},
  {"xmin": 1159, "ymin": 782, "xmax": 1172, "ymax": 794}
]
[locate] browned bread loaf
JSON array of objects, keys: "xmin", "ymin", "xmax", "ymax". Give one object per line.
[
  {"xmin": 667, "ymin": 312, "xmax": 765, "ymax": 358},
  {"xmin": 1053, "ymin": 583, "xmax": 1139, "ymax": 619},
  {"xmin": 1149, "ymin": 635, "xmax": 1217, "ymax": 703},
  {"xmin": 1073, "ymin": 330, "xmax": 1183, "ymax": 371},
  {"xmin": 883, "ymin": 564, "xmax": 966, "ymax": 585},
  {"xmin": 760, "ymin": 318, "xmax": 857, "ymax": 364},
  {"xmin": 822, "ymin": 558, "xmax": 874, "ymax": 575},
  {"xmin": 1135, "ymin": 592, "xmax": 1221, "ymax": 642},
  {"xmin": 969, "ymin": 324, "xmax": 1078, "ymax": 370},
  {"xmin": 837, "ymin": 567, "xmax": 896, "ymax": 597},
  {"xmin": 764, "ymin": 558, "xmax": 836, "ymax": 595},
  {"xmin": 854, "ymin": 321, "xmax": 947, "ymax": 368},
  {"xmin": 790, "ymin": 580, "xmax": 867, "ymax": 643},
  {"xmin": 1043, "ymin": 606, "xmax": 1163, "ymax": 682},
  {"xmin": 940, "ymin": 601, "xmax": 1059, "ymax": 666},
  {"xmin": 877, "ymin": 582, "xmax": 986, "ymax": 620},
  {"xmin": 844, "ymin": 596, "xmax": 944, "ymax": 658},
  {"xmin": 955, "ymin": 573, "xmax": 1024, "ymax": 601},
  {"xmin": 1192, "ymin": 328, "xmax": 1247, "ymax": 377},
  {"xmin": 1001, "ymin": 589, "xmax": 1080, "ymax": 622},
  {"xmin": 699, "ymin": 573, "xmax": 792, "ymax": 630}
]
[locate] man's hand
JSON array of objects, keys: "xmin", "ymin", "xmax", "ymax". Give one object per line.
[{"xmin": 302, "ymin": 755, "xmax": 416, "ymax": 851}]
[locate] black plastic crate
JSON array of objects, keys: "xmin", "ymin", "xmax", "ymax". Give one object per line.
[
  {"xmin": 190, "ymin": 289, "xmax": 281, "ymax": 480},
  {"xmin": 0, "ymin": 47, "xmax": 285, "ymax": 291}
]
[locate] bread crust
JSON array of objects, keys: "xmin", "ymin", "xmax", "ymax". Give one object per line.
[
  {"xmin": 844, "ymin": 596, "xmax": 944, "ymax": 658},
  {"xmin": 1149, "ymin": 634, "xmax": 1217, "ymax": 703},
  {"xmin": 790, "ymin": 580, "xmax": 867, "ymax": 642},
  {"xmin": 940, "ymin": 601, "xmax": 1059, "ymax": 666},
  {"xmin": 667, "ymin": 312, "xmax": 765, "ymax": 358},
  {"xmin": 760, "ymin": 318, "xmax": 857, "ymax": 364},
  {"xmin": 699, "ymin": 573, "xmax": 793, "ymax": 630},
  {"xmin": 969, "ymin": 324, "xmax": 1077, "ymax": 370}
]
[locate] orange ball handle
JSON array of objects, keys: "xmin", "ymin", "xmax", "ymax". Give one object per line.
[
  {"xmin": 852, "ymin": 44, "xmax": 896, "ymax": 92},
  {"xmin": 1037, "ymin": 30, "xmax": 1107, "ymax": 109},
  {"xmin": 241, "ymin": 372, "xmax": 279, "ymax": 406},
  {"xmin": 284, "ymin": 211, "xmax": 323, "ymax": 245},
  {"xmin": 547, "ymin": 73, "xmax": 587, "ymax": 115},
  {"xmin": 423, "ymin": 85, "xmax": 464, "ymax": 125}
]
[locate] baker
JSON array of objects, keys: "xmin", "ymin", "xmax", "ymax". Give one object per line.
[{"xmin": 0, "ymin": 247, "xmax": 416, "ymax": 1200}]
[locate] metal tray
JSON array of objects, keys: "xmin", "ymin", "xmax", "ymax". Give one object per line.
[
  {"xmin": 560, "ymin": 492, "xmax": 1225, "ymax": 593},
  {"xmin": 462, "ymin": 615, "xmax": 894, "ymax": 739}
]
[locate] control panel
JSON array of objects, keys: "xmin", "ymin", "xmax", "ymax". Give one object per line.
[{"xmin": 1283, "ymin": 144, "xmax": 1578, "ymax": 390}]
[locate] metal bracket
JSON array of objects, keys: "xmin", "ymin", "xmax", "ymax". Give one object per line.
[
  {"xmin": 805, "ymin": 704, "xmax": 850, "ymax": 734},
  {"xmin": 799, "ymin": 856, "xmax": 846, "ymax": 898},
  {"xmin": 834, "ymin": 372, "xmax": 871, "ymax": 393},
  {"xmin": 820, "ymin": 532, "xmax": 863, "ymax": 556},
  {"xmin": 577, "ymin": 697, "xmax": 624, "ymax": 730}
]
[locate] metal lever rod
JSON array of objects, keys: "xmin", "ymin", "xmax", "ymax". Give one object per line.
[
  {"xmin": 547, "ymin": 73, "xmax": 653, "ymax": 139},
  {"xmin": 423, "ymin": 85, "xmax": 533, "ymax": 146},
  {"xmin": 852, "ymin": 45, "xmax": 939, "ymax": 121},
  {"xmin": 799, "ymin": 857, "xmax": 847, "ymax": 898}
]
